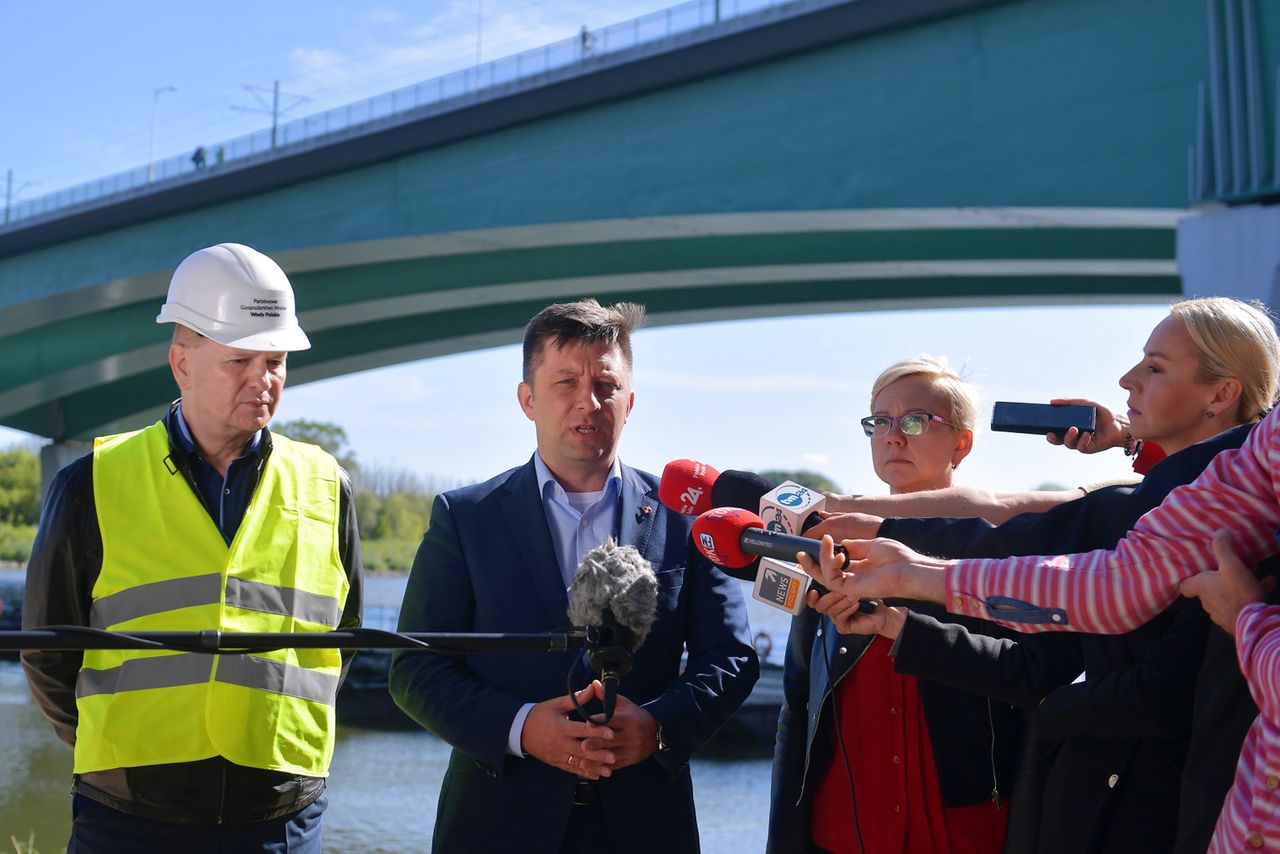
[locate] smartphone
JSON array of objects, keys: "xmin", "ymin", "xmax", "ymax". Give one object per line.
[{"xmin": 991, "ymin": 401, "xmax": 1096, "ymax": 436}]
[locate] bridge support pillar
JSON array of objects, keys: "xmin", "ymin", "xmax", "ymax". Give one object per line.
[
  {"xmin": 40, "ymin": 441, "xmax": 91, "ymax": 503},
  {"xmin": 1178, "ymin": 205, "xmax": 1280, "ymax": 311}
]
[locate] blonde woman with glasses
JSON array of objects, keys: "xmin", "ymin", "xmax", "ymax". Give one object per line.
[{"xmin": 770, "ymin": 355, "xmax": 1023, "ymax": 854}]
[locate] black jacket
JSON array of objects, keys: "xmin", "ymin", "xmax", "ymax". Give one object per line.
[
  {"xmin": 768, "ymin": 596, "xmax": 1024, "ymax": 853},
  {"xmin": 881, "ymin": 425, "xmax": 1250, "ymax": 853},
  {"xmin": 1171, "ymin": 552, "xmax": 1280, "ymax": 854},
  {"xmin": 21, "ymin": 409, "xmax": 363, "ymax": 824}
]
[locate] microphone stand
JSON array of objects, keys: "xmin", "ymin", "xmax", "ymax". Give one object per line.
[{"xmin": 0, "ymin": 627, "xmax": 589, "ymax": 655}]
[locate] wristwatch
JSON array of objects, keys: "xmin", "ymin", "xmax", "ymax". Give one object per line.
[{"xmin": 656, "ymin": 724, "xmax": 670, "ymax": 753}]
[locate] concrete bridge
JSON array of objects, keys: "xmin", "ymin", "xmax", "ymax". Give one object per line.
[{"xmin": 1, "ymin": 0, "xmax": 1272, "ymax": 452}]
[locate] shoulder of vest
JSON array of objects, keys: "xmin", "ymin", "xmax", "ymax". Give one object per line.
[
  {"xmin": 93, "ymin": 421, "xmax": 165, "ymax": 455},
  {"xmin": 268, "ymin": 432, "xmax": 339, "ymax": 470}
]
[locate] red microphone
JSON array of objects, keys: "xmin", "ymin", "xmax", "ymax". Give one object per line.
[
  {"xmin": 658, "ymin": 459, "xmax": 720, "ymax": 516},
  {"xmin": 691, "ymin": 508, "xmax": 876, "ymax": 614},
  {"xmin": 692, "ymin": 507, "xmax": 836, "ymax": 570}
]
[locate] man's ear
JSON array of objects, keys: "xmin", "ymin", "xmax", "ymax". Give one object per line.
[
  {"xmin": 517, "ymin": 381, "xmax": 535, "ymax": 421},
  {"xmin": 169, "ymin": 344, "xmax": 192, "ymax": 391}
]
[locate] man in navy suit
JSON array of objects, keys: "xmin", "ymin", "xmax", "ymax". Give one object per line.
[{"xmin": 389, "ymin": 299, "xmax": 758, "ymax": 854}]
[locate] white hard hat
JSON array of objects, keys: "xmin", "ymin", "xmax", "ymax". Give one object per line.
[{"xmin": 156, "ymin": 243, "xmax": 311, "ymax": 351}]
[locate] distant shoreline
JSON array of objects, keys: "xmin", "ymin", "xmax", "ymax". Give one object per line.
[{"xmin": 0, "ymin": 563, "xmax": 410, "ymax": 575}]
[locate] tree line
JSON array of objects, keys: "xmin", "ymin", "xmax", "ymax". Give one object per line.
[
  {"xmin": 0, "ymin": 421, "xmax": 443, "ymax": 571},
  {"xmin": 0, "ymin": 420, "xmax": 841, "ymax": 571}
]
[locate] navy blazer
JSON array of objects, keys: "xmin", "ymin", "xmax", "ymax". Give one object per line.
[{"xmin": 389, "ymin": 457, "xmax": 759, "ymax": 854}]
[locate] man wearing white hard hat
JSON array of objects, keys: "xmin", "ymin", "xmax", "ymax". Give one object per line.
[{"xmin": 22, "ymin": 243, "xmax": 363, "ymax": 852}]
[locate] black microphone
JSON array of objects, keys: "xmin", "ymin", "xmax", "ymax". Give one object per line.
[
  {"xmin": 709, "ymin": 469, "xmax": 774, "ymax": 511},
  {"xmin": 567, "ymin": 539, "xmax": 657, "ymax": 723}
]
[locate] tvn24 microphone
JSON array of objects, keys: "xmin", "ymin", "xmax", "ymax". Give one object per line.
[
  {"xmin": 567, "ymin": 539, "xmax": 658, "ymax": 723},
  {"xmin": 657, "ymin": 459, "xmax": 720, "ymax": 515}
]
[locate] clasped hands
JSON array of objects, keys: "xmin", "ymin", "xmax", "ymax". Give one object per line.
[{"xmin": 521, "ymin": 680, "xmax": 659, "ymax": 780}]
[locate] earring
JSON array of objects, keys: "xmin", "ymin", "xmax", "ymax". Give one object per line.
[{"xmin": 1206, "ymin": 410, "xmax": 1215, "ymax": 419}]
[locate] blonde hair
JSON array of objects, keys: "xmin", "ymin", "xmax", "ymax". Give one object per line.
[
  {"xmin": 1171, "ymin": 297, "xmax": 1280, "ymax": 422},
  {"xmin": 870, "ymin": 354, "xmax": 981, "ymax": 432}
]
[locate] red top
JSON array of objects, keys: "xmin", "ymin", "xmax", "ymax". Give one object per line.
[
  {"xmin": 810, "ymin": 636, "xmax": 1008, "ymax": 854},
  {"xmin": 1131, "ymin": 440, "xmax": 1166, "ymax": 475}
]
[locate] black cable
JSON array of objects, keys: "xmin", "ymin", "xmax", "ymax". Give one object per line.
[
  {"xmin": 565, "ymin": 636, "xmax": 612, "ymax": 725},
  {"xmin": 819, "ymin": 619, "xmax": 866, "ymax": 854}
]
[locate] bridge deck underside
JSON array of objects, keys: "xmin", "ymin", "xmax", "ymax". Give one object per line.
[{"xmin": 7, "ymin": 215, "xmax": 1178, "ymax": 439}]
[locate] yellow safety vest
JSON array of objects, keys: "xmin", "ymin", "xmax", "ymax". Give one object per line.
[{"xmin": 76, "ymin": 421, "xmax": 348, "ymax": 777}]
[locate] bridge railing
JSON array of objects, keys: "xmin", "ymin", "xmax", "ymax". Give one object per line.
[{"xmin": 3, "ymin": 0, "xmax": 812, "ymax": 228}]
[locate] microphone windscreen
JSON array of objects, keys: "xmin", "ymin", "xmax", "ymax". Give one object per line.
[
  {"xmin": 658, "ymin": 459, "xmax": 720, "ymax": 516},
  {"xmin": 691, "ymin": 507, "xmax": 761, "ymax": 570},
  {"xmin": 711, "ymin": 470, "xmax": 777, "ymax": 511},
  {"xmin": 567, "ymin": 539, "xmax": 658, "ymax": 649}
]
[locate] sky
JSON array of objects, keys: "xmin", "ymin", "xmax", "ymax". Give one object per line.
[{"xmin": 0, "ymin": 0, "xmax": 1176, "ymax": 495}]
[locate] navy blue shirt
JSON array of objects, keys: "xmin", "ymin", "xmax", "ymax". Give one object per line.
[{"xmin": 171, "ymin": 403, "xmax": 265, "ymax": 544}]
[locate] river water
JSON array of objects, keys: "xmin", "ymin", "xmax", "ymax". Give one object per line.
[{"xmin": 0, "ymin": 572, "xmax": 791, "ymax": 853}]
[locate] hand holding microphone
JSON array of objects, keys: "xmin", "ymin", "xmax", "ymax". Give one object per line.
[
  {"xmin": 521, "ymin": 685, "xmax": 617, "ymax": 779},
  {"xmin": 578, "ymin": 679, "xmax": 661, "ymax": 771},
  {"xmin": 799, "ymin": 535, "xmax": 905, "ymax": 637}
]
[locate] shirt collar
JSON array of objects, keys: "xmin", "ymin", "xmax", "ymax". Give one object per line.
[
  {"xmin": 533, "ymin": 453, "xmax": 622, "ymax": 500},
  {"xmin": 173, "ymin": 400, "xmax": 264, "ymax": 462}
]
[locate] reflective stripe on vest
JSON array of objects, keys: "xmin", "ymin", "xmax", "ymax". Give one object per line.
[
  {"xmin": 76, "ymin": 421, "xmax": 348, "ymax": 777},
  {"xmin": 89, "ymin": 574, "xmax": 341, "ymax": 629},
  {"xmin": 77, "ymin": 652, "xmax": 339, "ymax": 705}
]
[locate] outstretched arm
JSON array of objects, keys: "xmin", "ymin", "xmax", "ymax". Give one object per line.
[
  {"xmin": 824, "ymin": 484, "xmax": 1083, "ymax": 526},
  {"xmin": 802, "ymin": 411, "xmax": 1280, "ymax": 635}
]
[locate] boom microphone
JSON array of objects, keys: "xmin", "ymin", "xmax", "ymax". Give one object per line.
[{"xmin": 567, "ymin": 539, "xmax": 658, "ymax": 722}]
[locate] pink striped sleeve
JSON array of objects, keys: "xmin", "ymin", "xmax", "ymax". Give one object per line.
[
  {"xmin": 945, "ymin": 409, "xmax": 1280, "ymax": 634},
  {"xmin": 1238, "ymin": 603, "xmax": 1280, "ymax": 719}
]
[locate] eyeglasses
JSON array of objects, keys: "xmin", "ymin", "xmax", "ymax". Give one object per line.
[{"xmin": 860, "ymin": 413, "xmax": 955, "ymax": 438}]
